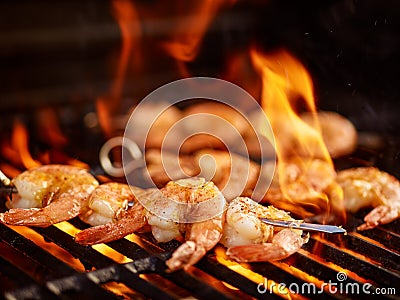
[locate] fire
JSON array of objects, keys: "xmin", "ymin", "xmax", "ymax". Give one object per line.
[
  {"xmin": 5, "ymin": 224, "xmax": 85, "ymax": 271},
  {"xmin": 97, "ymin": 0, "xmax": 141, "ymax": 137},
  {"xmin": 10, "ymin": 120, "xmax": 41, "ymax": 170},
  {"xmin": 214, "ymin": 246, "xmax": 295, "ymax": 299},
  {"xmin": 251, "ymin": 49, "xmax": 330, "ymax": 160},
  {"xmin": 251, "ymin": 48, "xmax": 344, "ymax": 218},
  {"xmin": 161, "ymin": 0, "xmax": 234, "ymax": 77},
  {"xmin": 162, "ymin": 0, "xmax": 234, "ymax": 63}
]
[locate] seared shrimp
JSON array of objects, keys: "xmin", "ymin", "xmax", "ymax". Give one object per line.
[
  {"xmin": 221, "ymin": 197, "xmax": 307, "ymax": 262},
  {"xmin": 337, "ymin": 167, "xmax": 400, "ymax": 230},
  {"xmin": 75, "ymin": 203, "xmax": 147, "ymax": 245},
  {"xmin": 144, "ymin": 177, "xmax": 226, "ymax": 271},
  {"xmin": 75, "ymin": 183, "xmax": 147, "ymax": 245},
  {"xmin": 0, "ymin": 165, "xmax": 98, "ymax": 227},
  {"xmin": 76, "ymin": 177, "xmax": 227, "ymax": 271},
  {"xmin": 79, "ymin": 182, "xmax": 142, "ymax": 226},
  {"xmin": 263, "ymin": 157, "xmax": 344, "ymax": 218}
]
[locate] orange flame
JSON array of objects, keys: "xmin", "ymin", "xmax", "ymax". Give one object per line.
[
  {"xmin": 214, "ymin": 246, "xmax": 295, "ymax": 299},
  {"xmin": 11, "ymin": 120, "xmax": 42, "ymax": 170},
  {"xmin": 97, "ymin": 0, "xmax": 141, "ymax": 137},
  {"xmin": 36, "ymin": 107, "xmax": 68, "ymax": 148},
  {"xmin": 161, "ymin": 0, "xmax": 234, "ymax": 77},
  {"xmin": 251, "ymin": 48, "xmax": 344, "ymax": 218}
]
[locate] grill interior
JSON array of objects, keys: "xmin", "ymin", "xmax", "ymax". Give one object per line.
[
  {"xmin": 1, "ymin": 1, "xmax": 400, "ymax": 299},
  {"xmin": 1, "ymin": 210, "xmax": 399, "ymax": 299},
  {"xmin": 1, "ymin": 144, "xmax": 399, "ymax": 299}
]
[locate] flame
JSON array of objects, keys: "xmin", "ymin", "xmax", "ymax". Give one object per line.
[
  {"xmin": 97, "ymin": 0, "xmax": 141, "ymax": 137},
  {"xmin": 5, "ymin": 224, "xmax": 85, "ymax": 271},
  {"xmin": 251, "ymin": 48, "xmax": 344, "ymax": 218},
  {"xmin": 162, "ymin": 0, "xmax": 234, "ymax": 62},
  {"xmin": 36, "ymin": 107, "xmax": 68, "ymax": 148},
  {"xmin": 214, "ymin": 246, "xmax": 294, "ymax": 299},
  {"xmin": 161, "ymin": 0, "xmax": 234, "ymax": 77},
  {"xmin": 10, "ymin": 120, "xmax": 42, "ymax": 169}
]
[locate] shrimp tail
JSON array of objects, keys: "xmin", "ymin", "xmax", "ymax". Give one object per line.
[
  {"xmin": 165, "ymin": 241, "xmax": 207, "ymax": 271},
  {"xmin": 166, "ymin": 218, "xmax": 224, "ymax": 271},
  {"xmin": 226, "ymin": 229, "xmax": 305, "ymax": 262},
  {"xmin": 357, "ymin": 205, "xmax": 399, "ymax": 231},
  {"xmin": 75, "ymin": 203, "xmax": 147, "ymax": 245},
  {"xmin": 0, "ymin": 198, "xmax": 82, "ymax": 227}
]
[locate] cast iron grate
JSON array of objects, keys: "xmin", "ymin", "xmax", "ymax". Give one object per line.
[
  {"xmin": 0, "ymin": 212, "xmax": 399, "ymax": 299},
  {"xmin": 1, "ymin": 143, "xmax": 400, "ymax": 299}
]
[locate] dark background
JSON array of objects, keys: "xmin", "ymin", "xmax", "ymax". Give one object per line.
[{"xmin": 0, "ymin": 0, "xmax": 399, "ymax": 135}]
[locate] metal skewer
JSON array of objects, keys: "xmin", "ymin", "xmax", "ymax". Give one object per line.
[
  {"xmin": 0, "ymin": 170, "xmax": 11, "ymax": 186},
  {"xmin": 0, "ymin": 170, "xmax": 17, "ymax": 196},
  {"xmin": 260, "ymin": 218, "xmax": 347, "ymax": 234}
]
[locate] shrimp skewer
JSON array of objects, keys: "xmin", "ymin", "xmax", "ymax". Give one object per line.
[
  {"xmin": 221, "ymin": 197, "xmax": 307, "ymax": 262},
  {"xmin": 0, "ymin": 165, "xmax": 98, "ymax": 227},
  {"xmin": 75, "ymin": 177, "xmax": 227, "ymax": 271},
  {"xmin": 337, "ymin": 167, "xmax": 400, "ymax": 230}
]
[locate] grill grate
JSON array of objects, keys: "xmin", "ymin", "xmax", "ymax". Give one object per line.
[
  {"xmin": 1, "ymin": 143, "xmax": 400, "ymax": 299},
  {"xmin": 1, "ymin": 214, "xmax": 399, "ymax": 299}
]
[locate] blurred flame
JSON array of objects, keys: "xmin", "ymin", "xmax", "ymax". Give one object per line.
[
  {"xmin": 97, "ymin": 0, "xmax": 142, "ymax": 137},
  {"xmin": 251, "ymin": 48, "xmax": 344, "ymax": 218},
  {"xmin": 10, "ymin": 120, "xmax": 41, "ymax": 169},
  {"xmin": 35, "ymin": 108, "xmax": 68, "ymax": 148},
  {"xmin": 162, "ymin": 0, "xmax": 234, "ymax": 77},
  {"xmin": 162, "ymin": 0, "xmax": 233, "ymax": 62}
]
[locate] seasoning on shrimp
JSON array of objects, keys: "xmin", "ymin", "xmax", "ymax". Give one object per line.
[
  {"xmin": 75, "ymin": 177, "xmax": 227, "ymax": 272},
  {"xmin": 0, "ymin": 165, "xmax": 98, "ymax": 227},
  {"xmin": 75, "ymin": 183, "xmax": 148, "ymax": 245},
  {"xmin": 221, "ymin": 197, "xmax": 308, "ymax": 262}
]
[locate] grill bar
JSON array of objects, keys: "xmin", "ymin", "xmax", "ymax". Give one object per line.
[
  {"xmin": 4, "ymin": 284, "xmax": 60, "ymax": 300},
  {"xmin": 116, "ymin": 243, "xmax": 235, "ymax": 300},
  {"xmin": 0, "ymin": 256, "xmax": 56, "ymax": 298},
  {"xmin": 0, "ymin": 224, "xmax": 76, "ymax": 279},
  {"xmin": 1, "ymin": 217, "xmax": 399, "ymax": 299},
  {"xmin": 197, "ymin": 257, "xmax": 282, "ymax": 300},
  {"xmin": 1, "ymin": 179, "xmax": 400, "ymax": 299},
  {"xmin": 327, "ymin": 232, "xmax": 400, "ymax": 271},
  {"xmin": 45, "ymin": 275, "xmax": 118, "ymax": 300},
  {"xmin": 32, "ymin": 225, "xmax": 116, "ymax": 270},
  {"xmin": 248, "ymin": 261, "xmax": 342, "ymax": 300},
  {"xmin": 346, "ymin": 215, "xmax": 400, "ymax": 251},
  {"xmin": 304, "ymin": 237, "xmax": 400, "ymax": 288},
  {"xmin": 285, "ymin": 251, "xmax": 393, "ymax": 298}
]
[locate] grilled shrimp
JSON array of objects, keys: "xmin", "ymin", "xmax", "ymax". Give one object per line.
[
  {"xmin": 79, "ymin": 182, "xmax": 142, "ymax": 226},
  {"xmin": 0, "ymin": 165, "xmax": 98, "ymax": 227},
  {"xmin": 337, "ymin": 167, "xmax": 400, "ymax": 230},
  {"xmin": 145, "ymin": 177, "xmax": 226, "ymax": 271},
  {"xmin": 75, "ymin": 183, "xmax": 147, "ymax": 244},
  {"xmin": 221, "ymin": 197, "xmax": 307, "ymax": 262},
  {"xmin": 75, "ymin": 177, "xmax": 227, "ymax": 271},
  {"xmin": 262, "ymin": 157, "xmax": 344, "ymax": 218}
]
